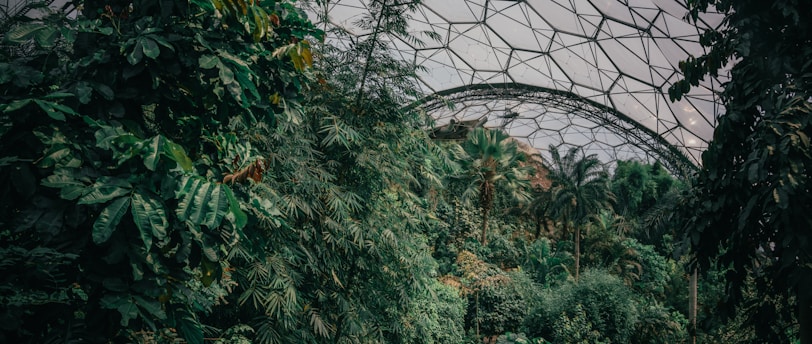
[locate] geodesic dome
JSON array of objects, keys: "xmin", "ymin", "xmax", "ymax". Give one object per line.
[{"xmin": 311, "ymin": 0, "xmax": 728, "ymax": 175}]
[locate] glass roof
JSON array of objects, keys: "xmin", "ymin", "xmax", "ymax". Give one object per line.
[{"xmin": 308, "ymin": 0, "xmax": 729, "ymax": 174}]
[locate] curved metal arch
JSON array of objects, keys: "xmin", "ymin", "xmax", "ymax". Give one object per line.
[{"xmin": 411, "ymin": 82, "xmax": 697, "ymax": 177}]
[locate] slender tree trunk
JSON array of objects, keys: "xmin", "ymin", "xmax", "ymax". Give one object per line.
[
  {"xmin": 481, "ymin": 207, "xmax": 489, "ymax": 245},
  {"xmin": 535, "ymin": 216, "xmax": 542, "ymax": 239},
  {"xmin": 574, "ymin": 224, "xmax": 580, "ymax": 282},
  {"xmin": 354, "ymin": 0, "xmax": 385, "ymax": 108},
  {"xmin": 475, "ymin": 291, "xmax": 481, "ymax": 339},
  {"xmin": 689, "ymin": 267, "xmax": 698, "ymax": 344}
]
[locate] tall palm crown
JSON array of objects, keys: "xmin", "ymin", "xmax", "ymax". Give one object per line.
[
  {"xmin": 546, "ymin": 145, "xmax": 614, "ymax": 280},
  {"xmin": 454, "ymin": 128, "xmax": 531, "ymax": 244}
]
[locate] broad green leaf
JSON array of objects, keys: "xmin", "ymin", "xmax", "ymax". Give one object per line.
[
  {"xmin": 5, "ymin": 23, "xmax": 48, "ymax": 43},
  {"xmin": 176, "ymin": 177, "xmax": 202, "ymax": 221},
  {"xmin": 200, "ymin": 244, "xmax": 218, "ymax": 262},
  {"xmin": 250, "ymin": 6, "xmax": 267, "ymax": 42},
  {"xmin": 59, "ymin": 26, "xmax": 76, "ymax": 43},
  {"xmin": 117, "ymin": 299, "xmax": 139, "ymax": 326},
  {"xmin": 131, "ymin": 191, "xmax": 168, "ymax": 249},
  {"xmin": 162, "ymin": 139, "xmax": 193, "ymax": 172},
  {"xmin": 127, "ymin": 40, "xmax": 144, "ymax": 65},
  {"xmin": 76, "ymin": 82, "xmax": 93, "ymax": 104},
  {"xmin": 34, "ymin": 99, "xmax": 66, "ymax": 121},
  {"xmin": 101, "ymin": 293, "xmax": 140, "ymax": 325},
  {"xmin": 142, "ymin": 37, "xmax": 160, "ymax": 59},
  {"xmin": 217, "ymin": 62, "xmax": 235, "ymax": 84},
  {"xmin": 199, "ymin": 55, "xmax": 219, "ymax": 69},
  {"xmin": 62, "ymin": 185, "xmax": 87, "ymax": 200},
  {"xmin": 92, "ymin": 197, "xmax": 130, "ymax": 244},
  {"xmin": 131, "ymin": 260, "xmax": 144, "ymax": 281},
  {"xmin": 143, "ymin": 136, "xmax": 163, "ymax": 171},
  {"xmin": 146, "ymin": 34, "xmax": 174, "ymax": 51},
  {"xmin": 34, "ymin": 26, "xmax": 59, "ymax": 48},
  {"xmin": 234, "ymin": 68, "xmax": 260, "ymax": 101},
  {"xmin": 217, "ymin": 49, "xmax": 251, "ymax": 68},
  {"xmin": 223, "ymin": 185, "xmax": 247, "ymax": 229},
  {"xmin": 43, "ymin": 92, "xmax": 74, "ymax": 99},
  {"xmin": 203, "ymin": 184, "xmax": 228, "ymax": 228},
  {"xmin": 226, "ymin": 81, "xmax": 245, "ymax": 105},
  {"xmin": 188, "ymin": 182, "xmax": 213, "ymax": 224},
  {"xmin": 42, "ymin": 169, "xmax": 85, "ymax": 188},
  {"xmin": 41, "ymin": 169, "xmax": 87, "ymax": 199},
  {"xmin": 94, "ymin": 124, "xmax": 137, "ymax": 150},
  {"xmin": 79, "ymin": 177, "xmax": 132, "ymax": 205},
  {"xmin": 4, "ymin": 99, "xmax": 32, "ymax": 113},
  {"xmin": 93, "ymin": 82, "xmax": 115, "ymax": 100},
  {"xmin": 39, "ymin": 147, "xmax": 72, "ymax": 168},
  {"xmin": 200, "ymin": 257, "xmax": 221, "ymax": 287},
  {"xmin": 299, "ymin": 41, "xmax": 313, "ymax": 67},
  {"xmin": 48, "ymin": 101, "xmax": 78, "ymax": 116},
  {"xmin": 133, "ymin": 295, "xmax": 167, "ymax": 320}
]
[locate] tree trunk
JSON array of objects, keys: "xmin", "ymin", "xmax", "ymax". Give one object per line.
[
  {"xmin": 689, "ymin": 267, "xmax": 698, "ymax": 344},
  {"xmin": 574, "ymin": 224, "xmax": 580, "ymax": 282},
  {"xmin": 481, "ymin": 207, "xmax": 490, "ymax": 245},
  {"xmin": 475, "ymin": 291, "xmax": 481, "ymax": 339},
  {"xmin": 535, "ymin": 216, "xmax": 542, "ymax": 239}
]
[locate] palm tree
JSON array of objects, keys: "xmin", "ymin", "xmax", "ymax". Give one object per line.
[
  {"xmin": 583, "ymin": 210, "xmax": 642, "ymax": 286},
  {"xmin": 454, "ymin": 127, "xmax": 531, "ymax": 245},
  {"xmin": 526, "ymin": 187, "xmax": 553, "ymax": 239},
  {"xmin": 546, "ymin": 145, "xmax": 614, "ymax": 281}
]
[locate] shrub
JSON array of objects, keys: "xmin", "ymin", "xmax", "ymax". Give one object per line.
[
  {"xmin": 521, "ymin": 238, "xmax": 572, "ymax": 287},
  {"xmin": 464, "ymin": 270, "xmax": 541, "ymax": 339},
  {"xmin": 525, "ymin": 269, "xmax": 638, "ymax": 343},
  {"xmin": 398, "ymin": 279, "xmax": 467, "ymax": 344}
]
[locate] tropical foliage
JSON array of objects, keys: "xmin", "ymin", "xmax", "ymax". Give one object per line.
[
  {"xmin": 453, "ymin": 128, "xmax": 531, "ymax": 245},
  {"xmin": 0, "ymin": 0, "xmax": 804, "ymax": 343},
  {"xmin": 1, "ymin": 0, "xmax": 320, "ymax": 341},
  {"xmin": 545, "ymin": 145, "xmax": 614, "ymax": 281},
  {"xmin": 671, "ymin": 0, "xmax": 812, "ymax": 341}
]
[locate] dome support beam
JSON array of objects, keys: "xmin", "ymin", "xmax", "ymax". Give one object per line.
[{"xmin": 410, "ymin": 82, "xmax": 697, "ymax": 177}]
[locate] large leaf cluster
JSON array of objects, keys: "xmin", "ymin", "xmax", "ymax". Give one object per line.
[
  {"xmin": 453, "ymin": 128, "xmax": 532, "ymax": 244},
  {"xmin": 196, "ymin": 1, "xmax": 463, "ymax": 343},
  {"xmin": 0, "ymin": 0, "xmax": 320, "ymax": 342},
  {"xmin": 545, "ymin": 145, "xmax": 613, "ymax": 228},
  {"xmin": 525, "ymin": 270, "xmax": 639, "ymax": 344},
  {"xmin": 672, "ymin": 0, "xmax": 812, "ymax": 339}
]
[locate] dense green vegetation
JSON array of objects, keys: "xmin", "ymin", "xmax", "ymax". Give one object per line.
[
  {"xmin": 672, "ymin": 0, "xmax": 811, "ymax": 342},
  {"xmin": 0, "ymin": 0, "xmax": 806, "ymax": 343}
]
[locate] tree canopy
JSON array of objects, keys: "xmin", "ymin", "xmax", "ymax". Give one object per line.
[
  {"xmin": 0, "ymin": 0, "xmax": 804, "ymax": 343},
  {"xmin": 672, "ymin": 0, "xmax": 812, "ymax": 341}
]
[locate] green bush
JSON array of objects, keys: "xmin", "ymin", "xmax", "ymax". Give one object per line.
[
  {"xmin": 632, "ymin": 300, "xmax": 687, "ymax": 344},
  {"xmin": 395, "ymin": 279, "xmax": 467, "ymax": 344},
  {"xmin": 525, "ymin": 270, "xmax": 638, "ymax": 343},
  {"xmin": 625, "ymin": 239, "xmax": 670, "ymax": 298},
  {"xmin": 551, "ymin": 304, "xmax": 605, "ymax": 344},
  {"xmin": 496, "ymin": 332, "xmax": 549, "ymax": 344},
  {"xmin": 521, "ymin": 238, "xmax": 572, "ymax": 287},
  {"xmin": 465, "ymin": 270, "xmax": 541, "ymax": 338}
]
